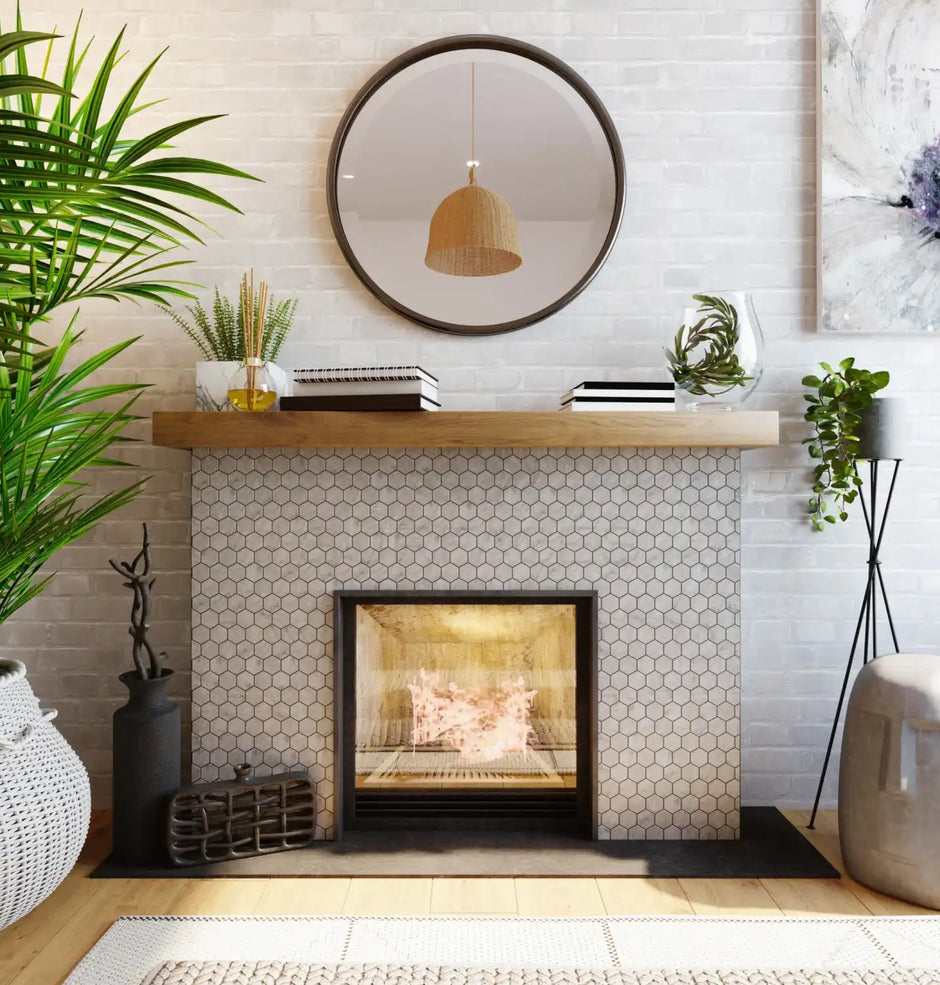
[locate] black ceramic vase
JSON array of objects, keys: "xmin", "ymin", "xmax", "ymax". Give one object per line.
[{"xmin": 112, "ymin": 669, "xmax": 180, "ymax": 866}]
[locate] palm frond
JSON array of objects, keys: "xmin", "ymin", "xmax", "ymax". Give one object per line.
[{"xmin": 0, "ymin": 14, "xmax": 256, "ymax": 627}]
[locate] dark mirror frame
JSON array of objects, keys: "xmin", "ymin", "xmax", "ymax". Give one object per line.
[{"xmin": 326, "ymin": 35, "xmax": 627, "ymax": 337}]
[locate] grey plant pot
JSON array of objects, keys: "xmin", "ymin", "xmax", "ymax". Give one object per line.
[{"xmin": 857, "ymin": 397, "xmax": 906, "ymax": 462}]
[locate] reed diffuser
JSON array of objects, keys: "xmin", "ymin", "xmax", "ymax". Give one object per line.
[{"xmin": 226, "ymin": 270, "xmax": 279, "ymax": 412}]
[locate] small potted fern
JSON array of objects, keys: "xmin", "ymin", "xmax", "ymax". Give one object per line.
[{"xmin": 163, "ymin": 274, "xmax": 298, "ymax": 410}]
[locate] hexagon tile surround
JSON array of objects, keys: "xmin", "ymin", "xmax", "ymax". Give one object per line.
[{"xmin": 191, "ymin": 446, "xmax": 741, "ymax": 840}]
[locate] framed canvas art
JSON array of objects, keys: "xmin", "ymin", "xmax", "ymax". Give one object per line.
[{"xmin": 820, "ymin": 0, "xmax": 940, "ymax": 333}]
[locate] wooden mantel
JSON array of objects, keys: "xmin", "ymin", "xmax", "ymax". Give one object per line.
[{"xmin": 151, "ymin": 410, "xmax": 779, "ymax": 450}]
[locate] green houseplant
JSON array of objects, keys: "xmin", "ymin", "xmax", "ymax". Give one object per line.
[
  {"xmin": 161, "ymin": 276, "xmax": 298, "ymax": 410},
  {"xmin": 164, "ymin": 280, "xmax": 298, "ymax": 362},
  {"xmin": 665, "ymin": 293, "xmax": 764, "ymax": 410},
  {"xmin": 803, "ymin": 359, "xmax": 889, "ymax": 530},
  {"xmin": 0, "ymin": 15, "xmax": 254, "ymax": 926}
]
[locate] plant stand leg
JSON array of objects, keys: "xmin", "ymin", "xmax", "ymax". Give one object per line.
[{"xmin": 807, "ymin": 459, "xmax": 900, "ymax": 829}]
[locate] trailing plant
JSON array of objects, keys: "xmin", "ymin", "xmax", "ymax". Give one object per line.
[
  {"xmin": 0, "ymin": 12, "xmax": 255, "ymax": 627},
  {"xmin": 802, "ymin": 358, "xmax": 889, "ymax": 531},
  {"xmin": 162, "ymin": 279, "xmax": 297, "ymax": 362},
  {"xmin": 666, "ymin": 294, "xmax": 752, "ymax": 395}
]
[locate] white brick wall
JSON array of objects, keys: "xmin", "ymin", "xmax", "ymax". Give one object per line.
[{"xmin": 4, "ymin": 0, "xmax": 939, "ymax": 809}]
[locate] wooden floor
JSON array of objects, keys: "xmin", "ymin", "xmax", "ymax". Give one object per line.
[{"xmin": 1, "ymin": 809, "xmax": 935, "ymax": 985}]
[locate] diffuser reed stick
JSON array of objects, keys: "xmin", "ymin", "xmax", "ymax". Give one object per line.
[{"xmin": 237, "ymin": 269, "xmax": 270, "ymax": 410}]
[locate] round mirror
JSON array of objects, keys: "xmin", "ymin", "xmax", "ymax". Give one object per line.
[{"xmin": 327, "ymin": 36, "xmax": 626, "ymax": 336}]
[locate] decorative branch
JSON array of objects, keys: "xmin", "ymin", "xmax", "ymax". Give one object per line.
[{"xmin": 108, "ymin": 523, "xmax": 168, "ymax": 679}]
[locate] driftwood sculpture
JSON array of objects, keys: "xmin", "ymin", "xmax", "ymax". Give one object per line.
[{"xmin": 109, "ymin": 522, "xmax": 168, "ymax": 679}]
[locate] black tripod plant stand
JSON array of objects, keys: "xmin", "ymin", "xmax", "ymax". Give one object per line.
[{"xmin": 807, "ymin": 457, "xmax": 901, "ymax": 829}]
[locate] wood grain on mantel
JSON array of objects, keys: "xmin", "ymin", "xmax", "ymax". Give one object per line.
[{"xmin": 151, "ymin": 410, "xmax": 779, "ymax": 449}]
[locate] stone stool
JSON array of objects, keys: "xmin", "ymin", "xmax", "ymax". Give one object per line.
[{"xmin": 839, "ymin": 653, "xmax": 940, "ymax": 909}]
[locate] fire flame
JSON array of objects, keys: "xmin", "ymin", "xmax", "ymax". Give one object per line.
[{"xmin": 407, "ymin": 668, "xmax": 537, "ymax": 763}]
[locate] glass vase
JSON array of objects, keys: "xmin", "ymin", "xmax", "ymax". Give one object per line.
[
  {"xmin": 666, "ymin": 291, "xmax": 764, "ymax": 411},
  {"xmin": 227, "ymin": 357, "xmax": 279, "ymax": 412}
]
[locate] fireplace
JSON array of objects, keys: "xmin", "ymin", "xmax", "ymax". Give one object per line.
[
  {"xmin": 334, "ymin": 590, "xmax": 597, "ymax": 837},
  {"xmin": 192, "ymin": 446, "xmax": 743, "ymax": 840}
]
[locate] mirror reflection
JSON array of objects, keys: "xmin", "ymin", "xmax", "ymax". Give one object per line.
[{"xmin": 330, "ymin": 39, "xmax": 625, "ymax": 335}]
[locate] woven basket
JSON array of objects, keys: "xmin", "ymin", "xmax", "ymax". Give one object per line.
[{"xmin": 0, "ymin": 659, "xmax": 91, "ymax": 929}]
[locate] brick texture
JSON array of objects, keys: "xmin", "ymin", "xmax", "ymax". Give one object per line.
[{"xmin": 3, "ymin": 0, "xmax": 938, "ymax": 809}]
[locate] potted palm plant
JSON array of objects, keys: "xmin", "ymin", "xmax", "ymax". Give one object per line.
[{"xmin": 0, "ymin": 16, "xmax": 254, "ymax": 927}]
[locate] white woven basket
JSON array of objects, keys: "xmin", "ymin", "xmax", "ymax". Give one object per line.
[{"xmin": 0, "ymin": 659, "xmax": 91, "ymax": 929}]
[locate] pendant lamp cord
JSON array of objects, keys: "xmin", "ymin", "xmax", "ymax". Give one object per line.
[{"xmin": 469, "ymin": 62, "xmax": 476, "ymax": 186}]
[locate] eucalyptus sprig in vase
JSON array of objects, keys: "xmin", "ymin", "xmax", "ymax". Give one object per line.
[{"xmin": 666, "ymin": 293, "xmax": 764, "ymax": 410}]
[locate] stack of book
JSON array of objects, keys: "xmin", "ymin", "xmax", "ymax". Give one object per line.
[
  {"xmin": 560, "ymin": 381, "xmax": 676, "ymax": 412},
  {"xmin": 281, "ymin": 366, "xmax": 440, "ymax": 412}
]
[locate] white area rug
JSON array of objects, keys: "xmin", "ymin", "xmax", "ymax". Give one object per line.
[
  {"xmin": 141, "ymin": 963, "xmax": 938, "ymax": 985},
  {"xmin": 64, "ymin": 916, "xmax": 940, "ymax": 985}
]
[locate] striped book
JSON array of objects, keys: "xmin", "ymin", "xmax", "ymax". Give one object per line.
[
  {"xmin": 560, "ymin": 400, "xmax": 676, "ymax": 412},
  {"xmin": 292, "ymin": 378, "xmax": 439, "ymax": 399},
  {"xmin": 293, "ymin": 365, "xmax": 438, "ymax": 385},
  {"xmin": 560, "ymin": 380, "xmax": 676, "ymax": 412},
  {"xmin": 561, "ymin": 381, "xmax": 676, "ymax": 402}
]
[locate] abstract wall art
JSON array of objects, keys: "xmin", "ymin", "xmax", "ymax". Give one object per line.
[{"xmin": 820, "ymin": 0, "xmax": 940, "ymax": 333}]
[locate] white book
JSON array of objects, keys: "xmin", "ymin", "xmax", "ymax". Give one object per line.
[
  {"xmin": 562, "ymin": 387, "xmax": 676, "ymax": 402},
  {"xmin": 293, "ymin": 365, "xmax": 438, "ymax": 385},
  {"xmin": 560, "ymin": 402, "xmax": 676, "ymax": 413},
  {"xmin": 292, "ymin": 378, "xmax": 439, "ymax": 398}
]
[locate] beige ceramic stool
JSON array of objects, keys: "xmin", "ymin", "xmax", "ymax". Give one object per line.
[{"xmin": 839, "ymin": 652, "xmax": 940, "ymax": 909}]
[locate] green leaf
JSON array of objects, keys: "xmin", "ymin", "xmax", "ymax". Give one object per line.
[{"xmin": 0, "ymin": 15, "xmax": 256, "ymax": 626}]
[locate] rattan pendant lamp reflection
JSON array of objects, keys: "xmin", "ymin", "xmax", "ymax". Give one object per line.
[{"xmin": 425, "ymin": 63, "xmax": 522, "ymax": 277}]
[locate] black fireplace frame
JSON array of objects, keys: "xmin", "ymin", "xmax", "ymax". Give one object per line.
[{"xmin": 333, "ymin": 589, "xmax": 598, "ymax": 839}]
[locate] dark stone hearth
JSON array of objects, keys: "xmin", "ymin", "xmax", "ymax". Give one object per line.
[{"xmin": 91, "ymin": 807, "xmax": 837, "ymax": 879}]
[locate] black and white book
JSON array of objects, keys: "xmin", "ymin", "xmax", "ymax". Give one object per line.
[
  {"xmin": 562, "ymin": 381, "xmax": 676, "ymax": 402},
  {"xmin": 281, "ymin": 393, "xmax": 440, "ymax": 412},
  {"xmin": 561, "ymin": 396, "xmax": 676, "ymax": 413},
  {"xmin": 292, "ymin": 378, "xmax": 439, "ymax": 399},
  {"xmin": 293, "ymin": 365, "xmax": 438, "ymax": 385}
]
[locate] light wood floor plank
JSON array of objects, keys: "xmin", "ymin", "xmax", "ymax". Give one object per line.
[
  {"xmin": 514, "ymin": 878, "xmax": 605, "ymax": 916},
  {"xmin": 6, "ymin": 808, "xmax": 939, "ymax": 985},
  {"xmin": 343, "ymin": 879, "xmax": 433, "ymax": 915},
  {"xmin": 0, "ymin": 872, "xmax": 104, "ymax": 985},
  {"xmin": 761, "ymin": 879, "xmax": 870, "ymax": 916},
  {"xmin": 597, "ymin": 878, "xmax": 694, "ymax": 915},
  {"xmin": 254, "ymin": 879, "xmax": 351, "ymax": 915},
  {"xmin": 165, "ymin": 878, "xmax": 268, "ymax": 916},
  {"xmin": 430, "ymin": 878, "xmax": 517, "ymax": 914},
  {"xmin": 9, "ymin": 879, "xmax": 185, "ymax": 985},
  {"xmin": 678, "ymin": 878, "xmax": 781, "ymax": 916}
]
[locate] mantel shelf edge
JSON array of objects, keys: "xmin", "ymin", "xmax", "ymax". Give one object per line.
[{"xmin": 151, "ymin": 410, "xmax": 779, "ymax": 450}]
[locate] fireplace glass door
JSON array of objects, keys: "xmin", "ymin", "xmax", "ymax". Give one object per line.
[
  {"xmin": 356, "ymin": 602, "xmax": 575, "ymax": 791},
  {"xmin": 336, "ymin": 591, "xmax": 596, "ymax": 835}
]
